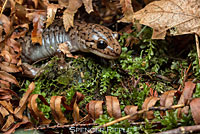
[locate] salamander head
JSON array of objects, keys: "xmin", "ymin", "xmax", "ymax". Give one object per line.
[{"xmin": 76, "ymin": 22, "xmax": 122, "ymax": 59}]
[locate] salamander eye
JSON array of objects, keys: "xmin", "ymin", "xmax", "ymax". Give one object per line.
[
  {"xmin": 97, "ymin": 40, "xmax": 107, "ymax": 49},
  {"xmin": 113, "ymin": 32, "xmax": 120, "ymax": 40}
]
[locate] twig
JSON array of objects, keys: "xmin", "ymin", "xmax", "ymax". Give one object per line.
[
  {"xmin": 155, "ymin": 125, "xmax": 200, "ymax": 134},
  {"xmin": 0, "ymin": 0, "xmax": 8, "ymax": 16},
  {"xmin": 88, "ymin": 104, "xmax": 185, "ymax": 133},
  {"xmin": 195, "ymin": 34, "xmax": 200, "ymax": 66}
]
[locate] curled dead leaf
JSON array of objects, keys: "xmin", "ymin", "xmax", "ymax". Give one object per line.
[
  {"xmin": 0, "ymin": 14, "xmax": 11, "ymax": 38},
  {"xmin": 72, "ymin": 99, "xmax": 80, "ymax": 123},
  {"xmin": 0, "ymin": 71, "xmax": 19, "ymax": 86},
  {"xmin": 14, "ymin": 82, "xmax": 35, "ymax": 119},
  {"xmin": 0, "ymin": 62, "xmax": 21, "ymax": 73},
  {"xmin": 178, "ymin": 81, "xmax": 196, "ymax": 105},
  {"xmin": 50, "ymin": 96, "xmax": 68, "ymax": 125},
  {"xmin": 160, "ymin": 90, "xmax": 177, "ymax": 107},
  {"xmin": 142, "ymin": 96, "xmax": 159, "ymax": 119},
  {"xmin": 86, "ymin": 100, "xmax": 104, "ymax": 120},
  {"xmin": 190, "ymin": 98, "xmax": 200, "ymax": 125},
  {"xmin": 106, "ymin": 96, "xmax": 121, "ymax": 119},
  {"xmin": 1, "ymin": 115, "xmax": 14, "ymax": 132},
  {"xmin": 124, "ymin": 105, "xmax": 138, "ymax": 121},
  {"xmin": 28, "ymin": 94, "xmax": 51, "ymax": 125}
]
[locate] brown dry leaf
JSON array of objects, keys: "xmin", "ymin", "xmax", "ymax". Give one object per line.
[
  {"xmin": 0, "ymin": 50, "xmax": 12, "ymax": 63},
  {"xmin": 46, "ymin": 4, "xmax": 59, "ymax": 28},
  {"xmin": 106, "ymin": 96, "xmax": 121, "ymax": 119},
  {"xmin": 15, "ymin": 0, "xmax": 23, "ymax": 4},
  {"xmin": 11, "ymin": 24, "xmax": 29, "ymax": 39},
  {"xmin": 86, "ymin": 101, "xmax": 104, "ymax": 120},
  {"xmin": 0, "ymin": 80, "xmax": 10, "ymax": 88},
  {"xmin": 160, "ymin": 90, "xmax": 177, "ymax": 107},
  {"xmin": 118, "ymin": 0, "xmax": 134, "ymax": 23},
  {"xmin": 70, "ymin": 92, "xmax": 85, "ymax": 107},
  {"xmin": 72, "ymin": 99, "xmax": 80, "ymax": 123},
  {"xmin": 0, "ymin": 101, "xmax": 13, "ymax": 114},
  {"xmin": 33, "ymin": 0, "xmax": 39, "ymax": 8},
  {"xmin": 3, "ymin": 120, "xmax": 32, "ymax": 134},
  {"xmin": 1, "ymin": 115, "xmax": 14, "ymax": 132},
  {"xmin": 58, "ymin": 43, "xmax": 78, "ymax": 59},
  {"xmin": 190, "ymin": 98, "xmax": 200, "ymax": 125},
  {"xmin": 0, "ymin": 14, "xmax": 11, "ymax": 38},
  {"xmin": 28, "ymin": 94, "xmax": 51, "ymax": 125},
  {"xmin": 178, "ymin": 81, "xmax": 196, "ymax": 105},
  {"xmin": 0, "ymin": 71, "xmax": 19, "ymax": 86},
  {"xmin": 142, "ymin": 96, "xmax": 159, "ymax": 119},
  {"xmin": 6, "ymin": 38, "xmax": 22, "ymax": 56},
  {"xmin": 50, "ymin": 96, "xmax": 68, "ymax": 125},
  {"xmin": 0, "ymin": 92, "xmax": 12, "ymax": 101},
  {"xmin": 133, "ymin": 0, "xmax": 200, "ymax": 39},
  {"xmin": 0, "ymin": 62, "xmax": 21, "ymax": 73},
  {"xmin": 0, "ymin": 88, "xmax": 19, "ymax": 100},
  {"xmin": 0, "ymin": 106, "xmax": 9, "ymax": 118},
  {"xmin": 63, "ymin": 0, "xmax": 82, "ymax": 31},
  {"xmin": 82, "ymin": 0, "xmax": 94, "ymax": 13},
  {"xmin": 124, "ymin": 105, "xmax": 138, "ymax": 121},
  {"xmin": 14, "ymin": 82, "xmax": 35, "ymax": 119},
  {"xmin": 26, "ymin": 11, "xmax": 46, "ymax": 45}
]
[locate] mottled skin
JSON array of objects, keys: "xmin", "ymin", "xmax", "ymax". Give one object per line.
[{"xmin": 19, "ymin": 20, "xmax": 121, "ymax": 64}]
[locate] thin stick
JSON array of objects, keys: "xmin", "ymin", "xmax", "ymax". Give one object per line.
[
  {"xmin": 0, "ymin": 0, "xmax": 8, "ymax": 16},
  {"xmin": 88, "ymin": 104, "xmax": 185, "ymax": 133},
  {"xmin": 155, "ymin": 124, "xmax": 200, "ymax": 134},
  {"xmin": 195, "ymin": 34, "xmax": 200, "ymax": 66}
]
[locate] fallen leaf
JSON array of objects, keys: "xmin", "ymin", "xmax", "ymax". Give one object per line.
[
  {"xmin": 124, "ymin": 105, "xmax": 138, "ymax": 121},
  {"xmin": 142, "ymin": 96, "xmax": 159, "ymax": 119},
  {"xmin": 72, "ymin": 99, "xmax": 80, "ymax": 122},
  {"xmin": 0, "ymin": 50, "xmax": 12, "ymax": 63},
  {"xmin": 46, "ymin": 4, "xmax": 59, "ymax": 28},
  {"xmin": 177, "ymin": 81, "xmax": 195, "ymax": 117},
  {"xmin": 118, "ymin": 0, "xmax": 134, "ymax": 23},
  {"xmin": 0, "ymin": 71, "xmax": 19, "ymax": 86},
  {"xmin": 70, "ymin": 92, "xmax": 85, "ymax": 107},
  {"xmin": 190, "ymin": 98, "xmax": 200, "ymax": 125},
  {"xmin": 133, "ymin": 0, "xmax": 200, "ymax": 39},
  {"xmin": 106, "ymin": 96, "xmax": 121, "ymax": 119},
  {"xmin": 0, "ymin": 62, "xmax": 21, "ymax": 73},
  {"xmin": 26, "ymin": 11, "xmax": 46, "ymax": 45},
  {"xmin": 82, "ymin": 0, "xmax": 94, "ymax": 13},
  {"xmin": 28, "ymin": 94, "xmax": 51, "ymax": 125},
  {"xmin": 11, "ymin": 23, "xmax": 29, "ymax": 39},
  {"xmin": 3, "ymin": 120, "xmax": 32, "ymax": 134},
  {"xmin": 0, "ymin": 88, "xmax": 19, "ymax": 100},
  {"xmin": 0, "ymin": 80, "xmax": 10, "ymax": 88},
  {"xmin": 1, "ymin": 115, "xmax": 14, "ymax": 132},
  {"xmin": 15, "ymin": 0, "xmax": 23, "ymax": 4},
  {"xmin": 0, "ymin": 14, "xmax": 11, "ymax": 37},
  {"xmin": 14, "ymin": 82, "xmax": 35, "ymax": 119},
  {"xmin": 86, "ymin": 100, "xmax": 104, "ymax": 120},
  {"xmin": 178, "ymin": 81, "xmax": 196, "ymax": 105},
  {"xmin": 58, "ymin": 43, "xmax": 78, "ymax": 59},
  {"xmin": 63, "ymin": 0, "xmax": 82, "ymax": 31},
  {"xmin": 0, "ymin": 106, "xmax": 9, "ymax": 118},
  {"xmin": 50, "ymin": 96, "xmax": 68, "ymax": 125},
  {"xmin": 0, "ymin": 101, "xmax": 13, "ymax": 114},
  {"xmin": 160, "ymin": 90, "xmax": 177, "ymax": 107}
]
